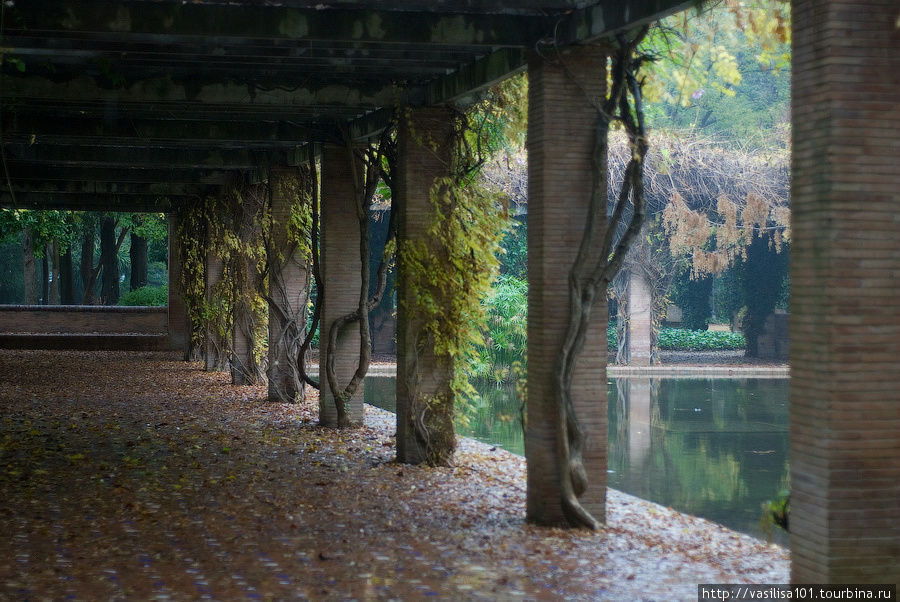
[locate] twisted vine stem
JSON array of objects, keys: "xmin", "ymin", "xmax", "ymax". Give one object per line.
[
  {"xmin": 324, "ymin": 126, "xmax": 397, "ymax": 427},
  {"xmin": 553, "ymin": 30, "xmax": 650, "ymax": 529}
]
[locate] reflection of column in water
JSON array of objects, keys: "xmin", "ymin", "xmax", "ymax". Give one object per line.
[
  {"xmin": 628, "ymin": 378, "xmax": 653, "ymax": 468},
  {"xmin": 711, "ymin": 378, "xmax": 726, "ymax": 427}
]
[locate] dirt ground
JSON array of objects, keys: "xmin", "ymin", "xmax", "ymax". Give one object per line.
[{"xmin": 0, "ymin": 350, "xmax": 788, "ymax": 601}]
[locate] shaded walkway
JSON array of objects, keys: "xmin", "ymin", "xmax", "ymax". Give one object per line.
[{"xmin": 0, "ymin": 351, "xmax": 787, "ymax": 600}]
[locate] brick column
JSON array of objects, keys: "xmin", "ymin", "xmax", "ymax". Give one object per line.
[
  {"xmin": 204, "ymin": 250, "xmax": 226, "ymax": 371},
  {"xmin": 625, "ymin": 270, "xmax": 652, "ymax": 366},
  {"xmin": 320, "ymin": 144, "xmax": 364, "ymax": 426},
  {"xmin": 525, "ymin": 46, "xmax": 609, "ymax": 525},
  {"xmin": 166, "ymin": 211, "xmax": 190, "ymax": 359},
  {"xmin": 267, "ymin": 166, "xmax": 310, "ymax": 403},
  {"xmin": 790, "ymin": 0, "xmax": 900, "ymax": 583},
  {"xmin": 395, "ymin": 106, "xmax": 456, "ymax": 465}
]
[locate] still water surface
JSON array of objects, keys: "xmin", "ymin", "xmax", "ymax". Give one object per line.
[{"xmin": 364, "ymin": 376, "xmax": 789, "ymax": 544}]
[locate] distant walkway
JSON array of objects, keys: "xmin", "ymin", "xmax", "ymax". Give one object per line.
[{"xmin": 0, "ymin": 350, "xmax": 788, "ymax": 600}]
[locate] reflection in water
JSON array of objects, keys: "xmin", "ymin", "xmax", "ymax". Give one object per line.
[
  {"xmin": 364, "ymin": 375, "xmax": 789, "ymax": 544},
  {"xmin": 608, "ymin": 378, "xmax": 789, "ymax": 545}
]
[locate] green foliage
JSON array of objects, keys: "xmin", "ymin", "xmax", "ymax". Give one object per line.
[
  {"xmin": 609, "ymin": 323, "xmax": 745, "ymax": 351},
  {"xmin": 117, "ymin": 285, "xmax": 168, "ymax": 307},
  {"xmin": 640, "ymin": 0, "xmax": 791, "ymax": 145},
  {"xmin": 762, "ymin": 489, "xmax": 790, "ymax": 533},
  {"xmin": 147, "ymin": 261, "xmax": 168, "ymax": 288},
  {"xmin": 0, "ymin": 235, "xmax": 24, "ymax": 304},
  {"xmin": 468, "ymin": 74, "xmax": 528, "ymax": 153},
  {"xmin": 733, "ymin": 235, "xmax": 789, "ymax": 356},
  {"xmin": 470, "ymin": 275, "xmax": 527, "ymax": 386},
  {"xmin": 657, "ymin": 328, "xmax": 746, "ymax": 351},
  {"xmin": 129, "ymin": 213, "xmax": 167, "ymax": 242},
  {"xmin": 0, "ymin": 209, "xmax": 76, "ymax": 254},
  {"xmin": 670, "ymin": 269, "xmax": 713, "ymax": 330},
  {"xmin": 498, "ymin": 216, "xmax": 527, "ymax": 280},
  {"xmin": 607, "ymin": 323, "xmax": 618, "ymax": 351},
  {"xmin": 713, "ymin": 268, "xmax": 744, "ymax": 324},
  {"xmin": 400, "ymin": 170, "xmax": 509, "ymax": 406}
]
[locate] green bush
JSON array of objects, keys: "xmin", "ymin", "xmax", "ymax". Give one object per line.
[
  {"xmin": 471, "ymin": 275, "xmax": 528, "ymax": 385},
  {"xmin": 117, "ymin": 285, "xmax": 168, "ymax": 307},
  {"xmin": 657, "ymin": 328, "xmax": 745, "ymax": 351},
  {"xmin": 608, "ymin": 325, "xmax": 745, "ymax": 352}
]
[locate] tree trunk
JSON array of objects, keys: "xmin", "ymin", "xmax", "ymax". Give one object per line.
[
  {"xmin": 41, "ymin": 252, "xmax": 49, "ymax": 305},
  {"xmin": 23, "ymin": 228, "xmax": 38, "ymax": 304},
  {"xmin": 129, "ymin": 231, "xmax": 148, "ymax": 291},
  {"xmin": 81, "ymin": 221, "xmax": 96, "ymax": 304},
  {"xmin": 49, "ymin": 241, "xmax": 61, "ymax": 305},
  {"xmin": 100, "ymin": 216, "xmax": 120, "ymax": 305},
  {"xmin": 60, "ymin": 246, "xmax": 75, "ymax": 304}
]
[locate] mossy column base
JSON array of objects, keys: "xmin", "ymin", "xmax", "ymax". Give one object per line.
[{"xmin": 396, "ymin": 107, "xmax": 456, "ymax": 466}]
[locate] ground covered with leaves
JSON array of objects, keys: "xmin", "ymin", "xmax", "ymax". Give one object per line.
[{"xmin": 0, "ymin": 350, "xmax": 788, "ymax": 600}]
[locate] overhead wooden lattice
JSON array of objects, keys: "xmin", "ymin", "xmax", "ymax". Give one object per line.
[{"xmin": 0, "ymin": 0, "xmax": 688, "ymax": 211}]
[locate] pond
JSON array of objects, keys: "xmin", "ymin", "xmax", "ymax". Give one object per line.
[{"xmin": 364, "ymin": 375, "xmax": 790, "ymax": 545}]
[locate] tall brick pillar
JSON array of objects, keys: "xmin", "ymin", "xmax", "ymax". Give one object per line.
[
  {"xmin": 790, "ymin": 0, "xmax": 900, "ymax": 583},
  {"xmin": 395, "ymin": 106, "xmax": 456, "ymax": 465},
  {"xmin": 624, "ymin": 270, "xmax": 652, "ymax": 366},
  {"xmin": 167, "ymin": 211, "xmax": 190, "ymax": 359},
  {"xmin": 320, "ymin": 144, "xmax": 364, "ymax": 426},
  {"xmin": 267, "ymin": 166, "xmax": 310, "ymax": 403},
  {"xmin": 525, "ymin": 46, "xmax": 608, "ymax": 525}
]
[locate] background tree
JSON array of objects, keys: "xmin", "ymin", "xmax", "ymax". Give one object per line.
[
  {"xmin": 130, "ymin": 215, "xmax": 148, "ymax": 291},
  {"xmin": 99, "ymin": 215, "xmax": 122, "ymax": 305},
  {"xmin": 640, "ymin": 0, "xmax": 791, "ymax": 145},
  {"xmin": 0, "ymin": 209, "xmax": 75, "ymax": 304}
]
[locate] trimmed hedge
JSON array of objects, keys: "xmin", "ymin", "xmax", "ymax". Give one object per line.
[
  {"xmin": 658, "ymin": 328, "xmax": 745, "ymax": 351},
  {"xmin": 117, "ymin": 285, "xmax": 168, "ymax": 307},
  {"xmin": 607, "ymin": 325, "xmax": 745, "ymax": 351}
]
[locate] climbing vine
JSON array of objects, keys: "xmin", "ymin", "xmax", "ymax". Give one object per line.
[
  {"xmin": 264, "ymin": 167, "xmax": 314, "ymax": 402},
  {"xmin": 178, "ymin": 171, "xmax": 312, "ymax": 387},
  {"xmin": 322, "ymin": 127, "xmax": 396, "ymax": 426},
  {"xmin": 548, "ymin": 31, "xmax": 653, "ymax": 529},
  {"xmin": 398, "ymin": 108, "xmax": 511, "ymax": 465}
]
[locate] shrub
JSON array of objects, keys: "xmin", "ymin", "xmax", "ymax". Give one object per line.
[
  {"xmin": 657, "ymin": 328, "xmax": 745, "ymax": 351},
  {"xmin": 609, "ymin": 325, "xmax": 745, "ymax": 352},
  {"xmin": 117, "ymin": 285, "xmax": 168, "ymax": 307},
  {"xmin": 471, "ymin": 275, "xmax": 527, "ymax": 385}
]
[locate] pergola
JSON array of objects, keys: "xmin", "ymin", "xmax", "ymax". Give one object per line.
[{"xmin": 1, "ymin": 0, "xmax": 897, "ymax": 584}]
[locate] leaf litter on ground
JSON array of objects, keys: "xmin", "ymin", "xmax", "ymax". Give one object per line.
[{"xmin": 0, "ymin": 350, "xmax": 788, "ymax": 600}]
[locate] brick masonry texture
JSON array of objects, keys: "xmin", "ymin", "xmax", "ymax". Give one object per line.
[
  {"xmin": 790, "ymin": 0, "xmax": 900, "ymax": 583},
  {"xmin": 320, "ymin": 145, "xmax": 365, "ymax": 426},
  {"xmin": 0, "ymin": 306, "xmax": 167, "ymax": 334},
  {"xmin": 395, "ymin": 106, "xmax": 456, "ymax": 465},
  {"xmin": 526, "ymin": 46, "xmax": 608, "ymax": 525}
]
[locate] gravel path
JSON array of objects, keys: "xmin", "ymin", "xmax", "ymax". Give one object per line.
[{"xmin": 0, "ymin": 350, "xmax": 788, "ymax": 600}]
